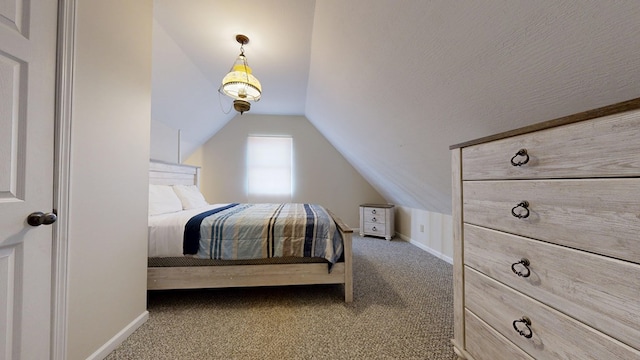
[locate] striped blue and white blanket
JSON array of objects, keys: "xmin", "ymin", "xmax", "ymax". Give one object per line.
[{"xmin": 183, "ymin": 203, "xmax": 343, "ymax": 265}]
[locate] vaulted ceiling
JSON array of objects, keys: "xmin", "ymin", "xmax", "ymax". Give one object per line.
[{"xmin": 152, "ymin": 0, "xmax": 640, "ymax": 214}]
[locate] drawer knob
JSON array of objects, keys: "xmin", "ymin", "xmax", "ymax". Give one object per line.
[
  {"xmin": 511, "ymin": 201, "xmax": 530, "ymax": 219},
  {"xmin": 372, "ymin": 226, "xmax": 377, "ymax": 231},
  {"xmin": 371, "ymin": 209, "xmax": 377, "ymax": 214},
  {"xmin": 372, "ymin": 217, "xmax": 377, "ymax": 222},
  {"xmin": 512, "ymin": 316, "xmax": 533, "ymax": 339},
  {"xmin": 510, "ymin": 148, "xmax": 530, "ymax": 166},
  {"xmin": 511, "ymin": 258, "xmax": 531, "ymax": 278}
]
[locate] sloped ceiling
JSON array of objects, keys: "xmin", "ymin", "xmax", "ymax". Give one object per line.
[{"xmin": 152, "ymin": 0, "xmax": 640, "ymax": 214}]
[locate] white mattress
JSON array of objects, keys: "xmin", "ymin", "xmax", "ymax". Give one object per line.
[{"xmin": 148, "ymin": 203, "xmax": 229, "ymax": 258}]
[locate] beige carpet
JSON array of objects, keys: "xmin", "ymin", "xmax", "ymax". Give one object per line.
[{"xmin": 106, "ymin": 236, "xmax": 455, "ymax": 359}]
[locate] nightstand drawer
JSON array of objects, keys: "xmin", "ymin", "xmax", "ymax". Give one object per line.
[
  {"xmin": 465, "ymin": 268, "xmax": 640, "ymax": 360},
  {"xmin": 363, "ymin": 213, "xmax": 385, "ymax": 224},
  {"xmin": 362, "ymin": 223, "xmax": 386, "ymax": 235},
  {"xmin": 362, "ymin": 207, "xmax": 386, "ymax": 216}
]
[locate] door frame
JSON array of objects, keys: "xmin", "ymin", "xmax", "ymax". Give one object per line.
[{"xmin": 52, "ymin": 0, "xmax": 75, "ymax": 359}]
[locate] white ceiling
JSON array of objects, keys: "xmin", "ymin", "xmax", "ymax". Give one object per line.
[
  {"xmin": 152, "ymin": 0, "xmax": 640, "ymax": 214},
  {"xmin": 153, "ymin": 0, "xmax": 314, "ymax": 115}
]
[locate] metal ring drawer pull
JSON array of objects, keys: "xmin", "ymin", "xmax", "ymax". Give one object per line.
[
  {"xmin": 371, "ymin": 209, "xmax": 377, "ymax": 214},
  {"xmin": 371, "ymin": 217, "xmax": 377, "ymax": 222},
  {"xmin": 511, "ymin": 201, "xmax": 530, "ymax": 219},
  {"xmin": 372, "ymin": 226, "xmax": 377, "ymax": 231},
  {"xmin": 510, "ymin": 148, "xmax": 529, "ymax": 166},
  {"xmin": 513, "ymin": 316, "xmax": 533, "ymax": 338},
  {"xmin": 511, "ymin": 258, "xmax": 531, "ymax": 278}
]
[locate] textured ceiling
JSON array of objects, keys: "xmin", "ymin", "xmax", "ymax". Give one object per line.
[{"xmin": 152, "ymin": 0, "xmax": 640, "ymax": 214}]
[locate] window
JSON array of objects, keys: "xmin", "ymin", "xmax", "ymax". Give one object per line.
[{"xmin": 247, "ymin": 136, "xmax": 292, "ymax": 200}]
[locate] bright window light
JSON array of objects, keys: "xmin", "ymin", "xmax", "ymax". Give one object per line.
[{"xmin": 247, "ymin": 136, "xmax": 292, "ymax": 197}]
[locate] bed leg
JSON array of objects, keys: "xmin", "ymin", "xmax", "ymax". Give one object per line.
[
  {"xmin": 343, "ymin": 231, "xmax": 353, "ymax": 303},
  {"xmin": 344, "ymin": 281, "xmax": 353, "ymax": 303}
]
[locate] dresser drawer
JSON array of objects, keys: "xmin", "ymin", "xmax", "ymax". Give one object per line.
[
  {"xmin": 461, "ymin": 109, "xmax": 640, "ymax": 180},
  {"xmin": 362, "ymin": 222, "xmax": 386, "ymax": 235},
  {"xmin": 465, "ymin": 310, "xmax": 534, "ymax": 360},
  {"xmin": 465, "ymin": 268, "xmax": 640, "ymax": 360},
  {"xmin": 464, "ymin": 224, "xmax": 640, "ymax": 350},
  {"xmin": 463, "ymin": 178, "xmax": 640, "ymax": 264}
]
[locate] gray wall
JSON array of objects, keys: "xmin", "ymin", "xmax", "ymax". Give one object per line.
[
  {"xmin": 185, "ymin": 114, "xmax": 386, "ymax": 227},
  {"xmin": 67, "ymin": 1, "xmax": 151, "ymax": 358}
]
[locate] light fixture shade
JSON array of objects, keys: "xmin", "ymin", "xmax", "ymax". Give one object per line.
[{"xmin": 221, "ymin": 55, "xmax": 262, "ymax": 102}]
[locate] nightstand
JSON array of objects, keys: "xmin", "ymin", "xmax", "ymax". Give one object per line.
[{"xmin": 359, "ymin": 204, "xmax": 394, "ymax": 240}]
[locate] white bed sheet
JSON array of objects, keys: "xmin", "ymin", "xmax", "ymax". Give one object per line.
[{"xmin": 148, "ymin": 203, "xmax": 229, "ymax": 258}]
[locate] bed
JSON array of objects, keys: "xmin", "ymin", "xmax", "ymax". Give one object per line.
[{"xmin": 146, "ymin": 160, "xmax": 354, "ymax": 302}]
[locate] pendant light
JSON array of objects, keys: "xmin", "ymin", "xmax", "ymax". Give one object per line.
[{"xmin": 219, "ymin": 34, "xmax": 262, "ymax": 114}]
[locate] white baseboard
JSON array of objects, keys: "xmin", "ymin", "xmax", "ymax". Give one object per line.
[
  {"xmin": 86, "ymin": 310, "xmax": 149, "ymax": 360},
  {"xmin": 395, "ymin": 233, "xmax": 453, "ymax": 264}
]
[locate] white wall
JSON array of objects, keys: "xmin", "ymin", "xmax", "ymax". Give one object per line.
[
  {"xmin": 150, "ymin": 119, "xmax": 179, "ymax": 163},
  {"xmin": 307, "ymin": 1, "xmax": 640, "ymax": 216},
  {"xmin": 67, "ymin": 1, "xmax": 152, "ymax": 359},
  {"xmin": 395, "ymin": 206, "xmax": 453, "ymax": 263},
  {"xmin": 184, "ymin": 114, "xmax": 386, "ymax": 227},
  {"xmin": 151, "ymin": 18, "xmax": 228, "ymax": 162}
]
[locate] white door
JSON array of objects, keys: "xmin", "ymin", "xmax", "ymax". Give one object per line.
[{"xmin": 0, "ymin": 1, "xmax": 59, "ymax": 359}]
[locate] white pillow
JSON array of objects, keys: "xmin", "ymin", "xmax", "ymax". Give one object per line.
[
  {"xmin": 172, "ymin": 184, "xmax": 209, "ymax": 210},
  {"xmin": 148, "ymin": 185, "xmax": 183, "ymax": 216}
]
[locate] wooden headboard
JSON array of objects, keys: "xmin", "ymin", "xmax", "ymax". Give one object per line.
[{"xmin": 149, "ymin": 160, "xmax": 200, "ymax": 187}]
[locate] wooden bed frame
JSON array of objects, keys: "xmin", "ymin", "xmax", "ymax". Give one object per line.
[{"xmin": 147, "ymin": 160, "xmax": 354, "ymax": 302}]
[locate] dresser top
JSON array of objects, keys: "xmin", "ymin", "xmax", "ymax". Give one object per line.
[
  {"xmin": 360, "ymin": 203, "xmax": 394, "ymax": 208},
  {"xmin": 450, "ymin": 97, "xmax": 640, "ymax": 150}
]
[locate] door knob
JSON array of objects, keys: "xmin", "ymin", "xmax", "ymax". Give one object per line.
[{"xmin": 27, "ymin": 211, "xmax": 57, "ymax": 226}]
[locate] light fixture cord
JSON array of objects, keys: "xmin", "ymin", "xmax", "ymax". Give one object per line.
[{"xmin": 240, "ymin": 45, "xmax": 250, "ymax": 95}]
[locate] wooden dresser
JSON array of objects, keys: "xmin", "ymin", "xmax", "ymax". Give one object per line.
[
  {"xmin": 450, "ymin": 98, "xmax": 640, "ymax": 360},
  {"xmin": 359, "ymin": 203, "xmax": 394, "ymax": 240}
]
